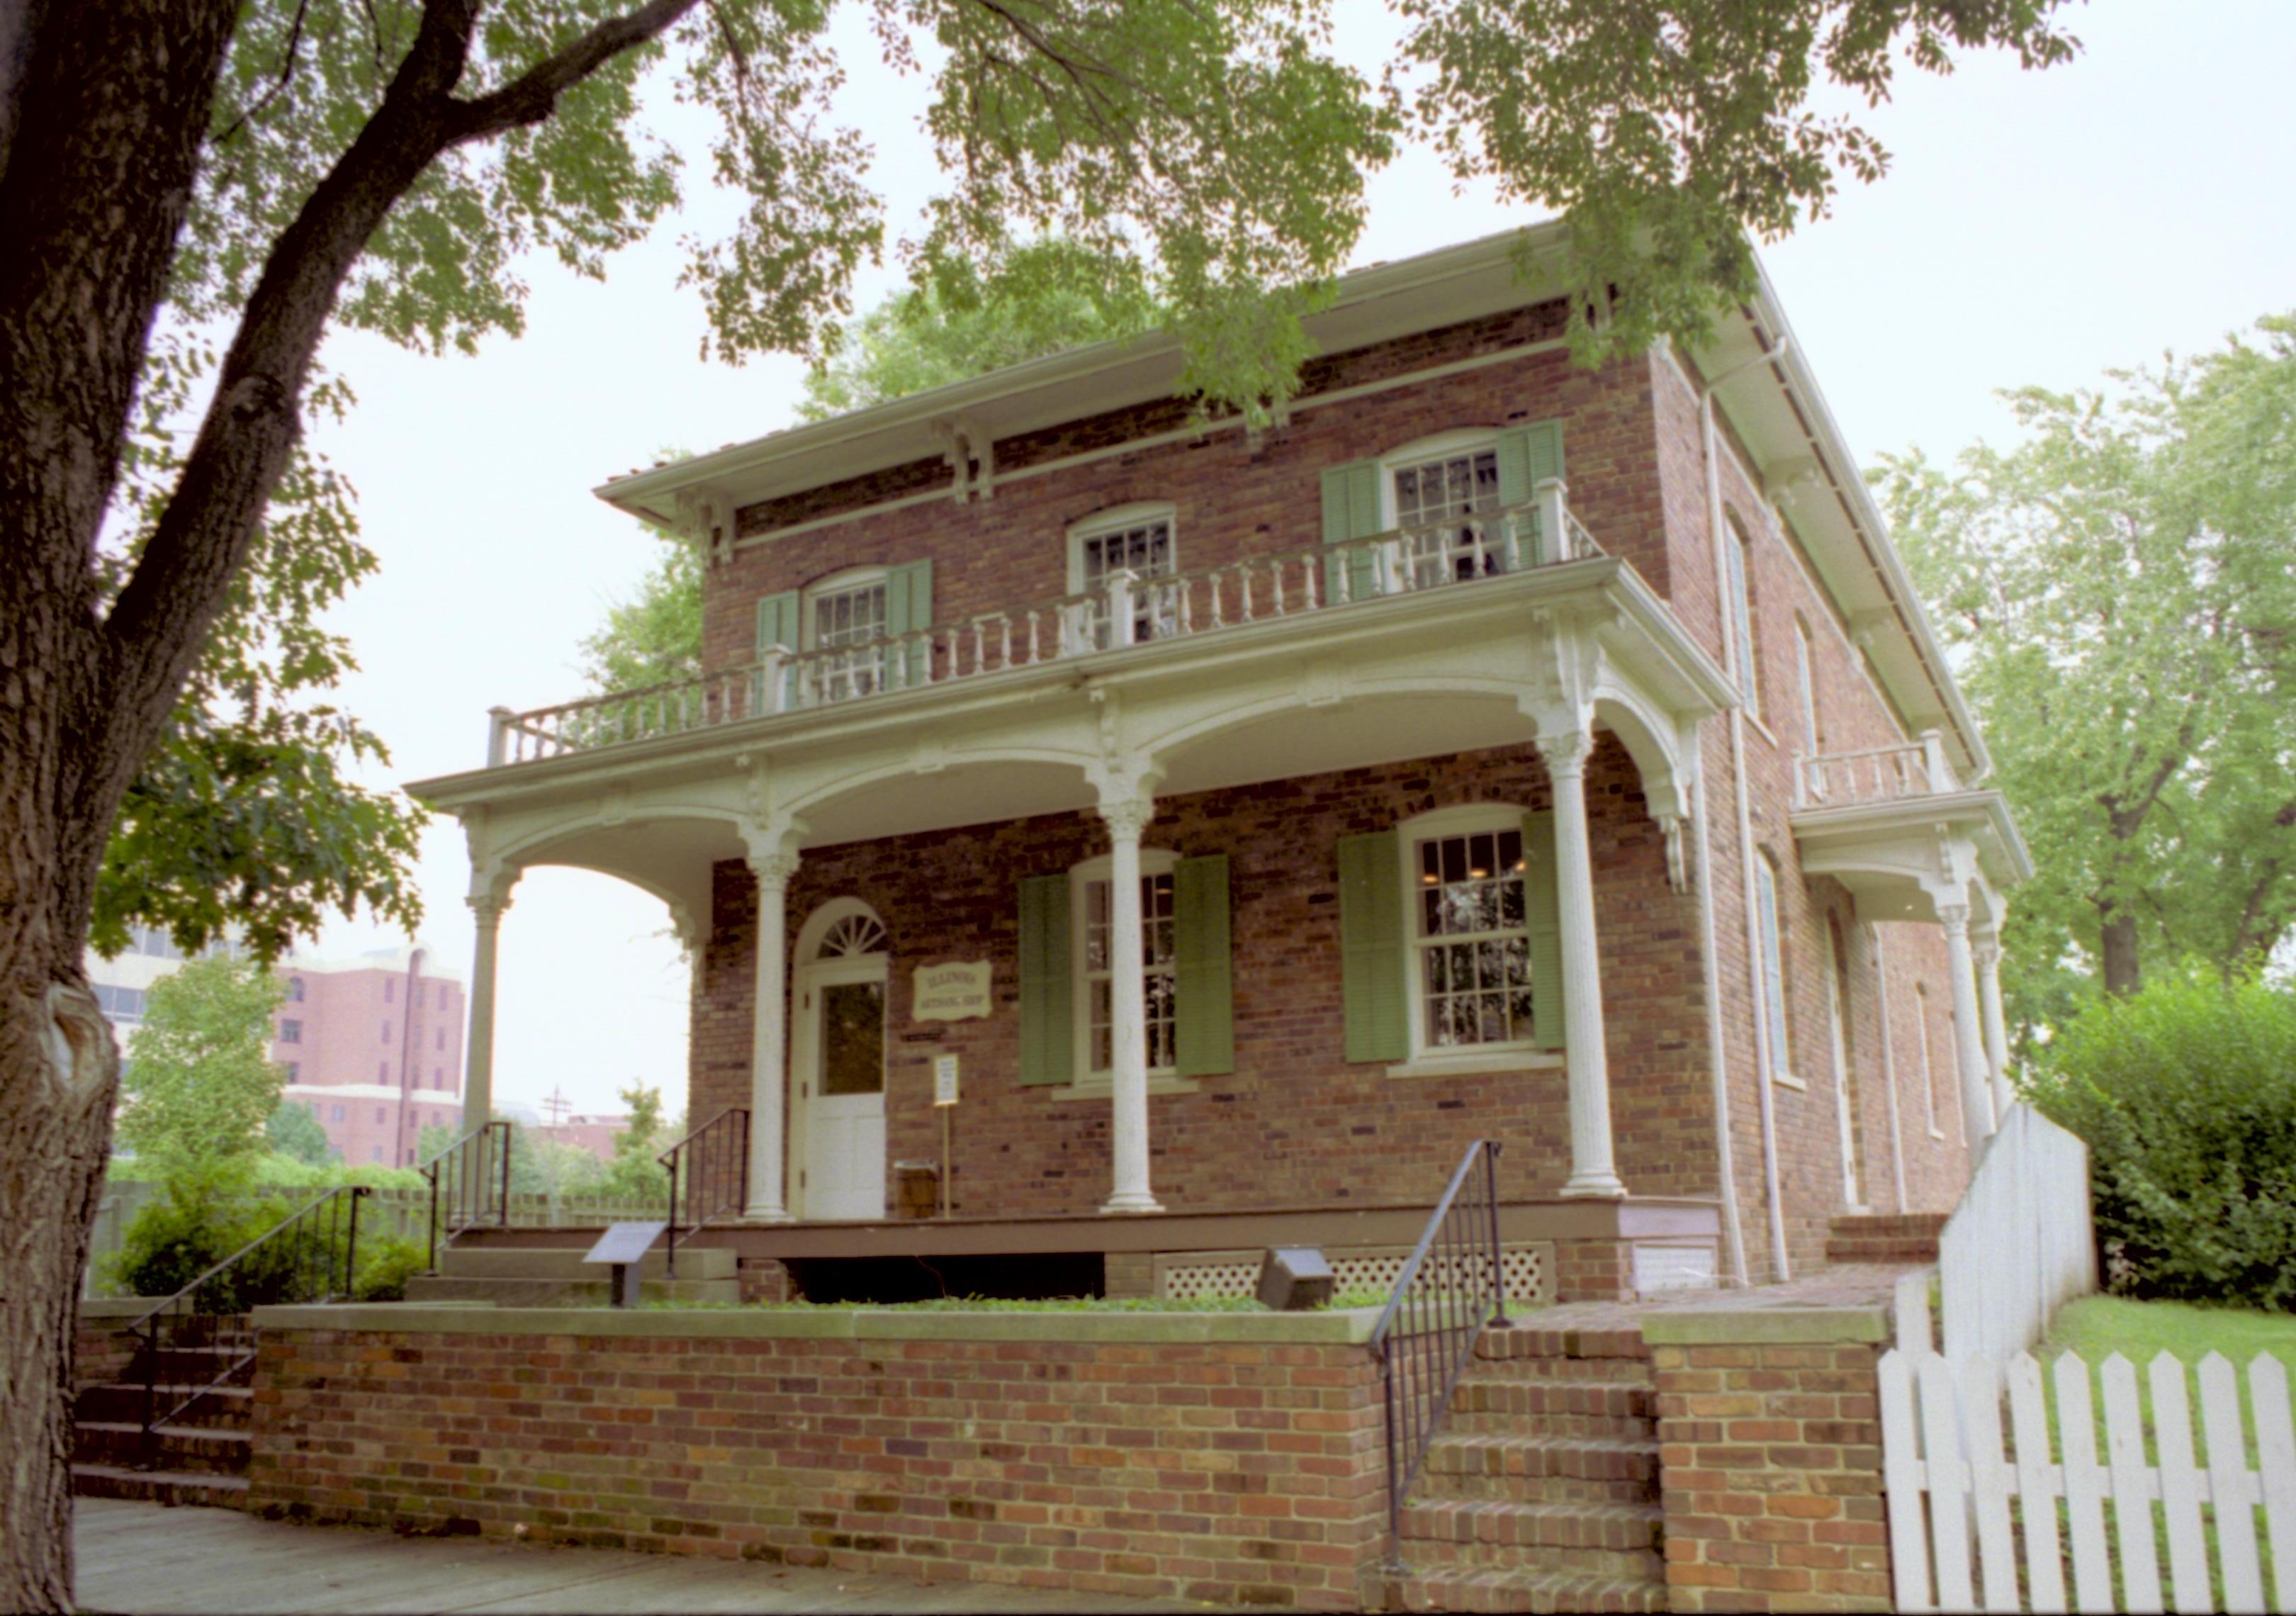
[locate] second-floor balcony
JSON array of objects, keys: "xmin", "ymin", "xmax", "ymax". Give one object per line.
[
  {"xmin": 1791, "ymin": 732, "xmax": 1964, "ymax": 810},
  {"xmin": 488, "ymin": 485, "xmax": 1605, "ymax": 768}
]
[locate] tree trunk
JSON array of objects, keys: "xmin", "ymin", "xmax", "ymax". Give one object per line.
[{"xmin": 2099, "ymin": 906, "xmax": 2141, "ymax": 997}]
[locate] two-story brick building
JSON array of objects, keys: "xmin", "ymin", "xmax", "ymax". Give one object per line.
[{"xmin": 410, "ymin": 226, "xmax": 2029, "ymax": 1299}]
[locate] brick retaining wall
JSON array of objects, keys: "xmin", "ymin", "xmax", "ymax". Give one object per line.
[
  {"xmin": 1643, "ymin": 1306, "xmax": 1893, "ymax": 1612},
  {"xmin": 247, "ymin": 1306, "xmax": 1385, "ymax": 1610}
]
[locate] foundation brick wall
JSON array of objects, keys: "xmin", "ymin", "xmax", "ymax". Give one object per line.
[
  {"xmin": 690, "ymin": 739, "xmax": 1715, "ymax": 1227},
  {"xmin": 1643, "ymin": 1308, "xmax": 1893, "ymax": 1613},
  {"xmin": 248, "ymin": 1317, "xmax": 1384, "ymax": 1610}
]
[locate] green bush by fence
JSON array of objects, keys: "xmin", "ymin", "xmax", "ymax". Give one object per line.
[{"xmin": 2024, "ymin": 970, "xmax": 2296, "ymax": 1312}]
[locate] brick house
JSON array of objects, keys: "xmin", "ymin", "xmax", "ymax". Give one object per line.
[{"xmin": 408, "ymin": 227, "xmax": 2029, "ymax": 1298}]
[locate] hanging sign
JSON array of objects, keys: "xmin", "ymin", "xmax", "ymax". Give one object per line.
[{"xmin": 913, "ymin": 959, "xmax": 991, "ymax": 1023}]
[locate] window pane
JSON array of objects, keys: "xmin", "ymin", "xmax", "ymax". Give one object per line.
[
  {"xmin": 1414, "ymin": 827, "xmax": 1535, "ymax": 1048},
  {"xmin": 818, "ymin": 981, "xmax": 885, "ymax": 1096}
]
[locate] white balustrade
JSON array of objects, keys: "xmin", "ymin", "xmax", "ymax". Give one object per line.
[
  {"xmin": 1796, "ymin": 728, "xmax": 1962, "ymax": 808},
  {"xmin": 487, "ymin": 497, "xmax": 1605, "ymax": 765}
]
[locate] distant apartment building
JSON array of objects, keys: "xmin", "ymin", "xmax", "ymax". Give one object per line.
[
  {"xmin": 89, "ymin": 932, "xmax": 466, "ymax": 1168},
  {"xmin": 531, "ymin": 1112, "xmax": 634, "ymax": 1165}
]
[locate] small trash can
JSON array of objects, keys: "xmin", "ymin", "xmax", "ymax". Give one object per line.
[{"xmin": 894, "ymin": 1161, "xmax": 940, "ymax": 1219}]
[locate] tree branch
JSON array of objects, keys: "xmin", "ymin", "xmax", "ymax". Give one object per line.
[{"xmin": 448, "ymin": 0, "xmax": 699, "ymax": 143}]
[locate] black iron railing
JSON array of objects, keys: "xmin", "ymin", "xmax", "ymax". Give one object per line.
[
  {"xmin": 127, "ymin": 1183, "xmax": 369, "ymax": 1463},
  {"xmin": 660, "ymin": 1106, "xmax": 749, "ymax": 1278},
  {"xmin": 1368, "ymin": 1139, "xmax": 1510, "ymax": 1571},
  {"xmin": 420, "ymin": 1119, "xmax": 512, "ymax": 1268}
]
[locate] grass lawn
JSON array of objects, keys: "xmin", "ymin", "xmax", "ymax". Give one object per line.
[{"xmin": 2041, "ymin": 1294, "xmax": 2296, "ymax": 1376}]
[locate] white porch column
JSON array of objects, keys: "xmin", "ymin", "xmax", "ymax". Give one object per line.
[
  {"xmin": 1938, "ymin": 902, "xmax": 1996, "ymax": 1152},
  {"xmin": 1541, "ymin": 726, "xmax": 1626, "ymax": 1199},
  {"xmin": 1099, "ymin": 795, "xmax": 1164, "ymax": 1214},
  {"xmin": 1975, "ymin": 931, "xmax": 2014, "ymax": 1122},
  {"xmin": 461, "ymin": 886, "xmax": 514, "ymax": 1131},
  {"xmin": 745, "ymin": 851, "xmax": 799, "ymax": 1222}
]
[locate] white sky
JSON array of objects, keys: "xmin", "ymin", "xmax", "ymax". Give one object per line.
[{"xmin": 299, "ymin": 0, "xmax": 2296, "ymax": 1121}]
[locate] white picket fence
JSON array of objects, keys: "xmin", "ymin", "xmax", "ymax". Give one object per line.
[
  {"xmin": 1879, "ymin": 1341, "xmax": 2296, "ymax": 1613},
  {"xmin": 1940, "ymin": 1102, "xmax": 2099, "ymax": 1363}
]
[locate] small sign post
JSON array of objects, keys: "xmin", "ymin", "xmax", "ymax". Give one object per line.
[
  {"xmin": 583, "ymin": 1220, "xmax": 668, "ymax": 1309},
  {"xmin": 933, "ymin": 1054, "xmax": 959, "ymax": 1218}
]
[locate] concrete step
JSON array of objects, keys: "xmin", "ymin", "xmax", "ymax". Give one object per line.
[
  {"xmin": 1417, "ymin": 1433, "xmax": 1658, "ymax": 1507},
  {"xmin": 72, "ymin": 1463, "xmax": 249, "ymax": 1510},
  {"xmin": 1383, "ymin": 1565, "xmax": 1668, "ymax": 1614},
  {"xmin": 437, "ymin": 1243, "xmax": 734, "ymax": 1281},
  {"xmin": 77, "ymin": 1383, "xmax": 252, "ymax": 1430},
  {"xmin": 401, "ymin": 1274, "xmax": 741, "ymax": 1306},
  {"xmin": 74, "ymin": 1420, "xmax": 249, "ymax": 1476},
  {"xmin": 1398, "ymin": 1500, "xmax": 1664, "ymax": 1582}
]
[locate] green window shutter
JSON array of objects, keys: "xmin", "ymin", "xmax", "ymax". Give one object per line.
[
  {"xmin": 884, "ymin": 559, "xmax": 934, "ymax": 687},
  {"xmin": 1337, "ymin": 831, "xmax": 1408, "ymax": 1064},
  {"xmin": 1521, "ymin": 809, "xmax": 1566, "ymax": 1050},
  {"xmin": 754, "ymin": 590, "xmax": 802, "ymax": 712},
  {"xmin": 756, "ymin": 590, "xmax": 802, "ymax": 653},
  {"xmin": 1495, "ymin": 422, "xmax": 1566, "ymax": 563},
  {"xmin": 1173, "ymin": 855, "xmax": 1234, "ymax": 1078},
  {"xmin": 1017, "ymin": 874, "xmax": 1073, "ymax": 1087},
  {"xmin": 1319, "ymin": 460, "xmax": 1384, "ymax": 604}
]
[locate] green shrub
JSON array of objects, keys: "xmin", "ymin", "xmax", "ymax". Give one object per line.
[
  {"xmin": 106, "ymin": 1173, "xmax": 296, "ymax": 1304},
  {"xmin": 352, "ymin": 1234, "xmax": 429, "ymax": 1301},
  {"xmin": 2024, "ymin": 969, "xmax": 2296, "ymax": 1311}
]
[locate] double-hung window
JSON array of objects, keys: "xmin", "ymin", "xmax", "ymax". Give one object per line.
[
  {"xmin": 806, "ymin": 570, "xmax": 888, "ymax": 704},
  {"xmin": 1336, "ymin": 805, "xmax": 1563, "ymax": 1072},
  {"xmin": 1724, "ymin": 518, "xmax": 1762, "ymax": 719},
  {"xmin": 1070, "ymin": 505, "xmax": 1177, "ymax": 650},
  {"xmin": 1077, "ymin": 856, "xmax": 1178, "ymax": 1077},
  {"xmin": 1754, "ymin": 855, "xmax": 1795, "ymax": 1083},
  {"xmin": 1392, "ymin": 444, "xmax": 1506, "ymax": 588},
  {"xmin": 1411, "ymin": 819, "xmax": 1534, "ymax": 1048}
]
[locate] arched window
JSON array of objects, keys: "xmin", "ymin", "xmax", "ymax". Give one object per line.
[
  {"xmin": 1754, "ymin": 852, "xmax": 1794, "ymax": 1084},
  {"xmin": 1794, "ymin": 614, "xmax": 1821, "ymax": 753}
]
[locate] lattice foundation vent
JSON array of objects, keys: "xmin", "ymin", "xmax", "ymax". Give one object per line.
[{"xmin": 1154, "ymin": 1242, "xmax": 1554, "ymax": 1308}]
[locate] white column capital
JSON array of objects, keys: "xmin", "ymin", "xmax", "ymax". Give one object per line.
[
  {"xmin": 1971, "ymin": 933, "xmax": 2003, "ymax": 971},
  {"xmin": 466, "ymin": 891, "xmax": 514, "ymax": 928},
  {"xmin": 748, "ymin": 851, "xmax": 801, "ymax": 892},
  {"xmin": 1534, "ymin": 725, "xmax": 1594, "ymax": 778},
  {"xmin": 1935, "ymin": 901, "xmax": 1971, "ymax": 939},
  {"xmin": 1098, "ymin": 796, "xmax": 1157, "ymax": 843}
]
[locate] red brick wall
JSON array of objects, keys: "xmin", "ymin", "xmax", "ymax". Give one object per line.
[
  {"xmin": 690, "ymin": 738, "xmax": 1717, "ymax": 1221},
  {"xmin": 701, "ymin": 305, "xmax": 1670, "ymax": 683},
  {"xmin": 1646, "ymin": 1313, "xmax": 1893, "ymax": 1612},
  {"xmin": 249, "ymin": 1322, "xmax": 1383, "ymax": 1610},
  {"xmin": 1645, "ymin": 353, "xmax": 1972, "ymax": 1279}
]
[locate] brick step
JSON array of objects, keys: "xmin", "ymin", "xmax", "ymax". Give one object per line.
[
  {"xmin": 1398, "ymin": 1504, "xmax": 1663, "ymax": 1583},
  {"xmin": 1383, "ymin": 1565, "xmax": 1668, "ymax": 1615},
  {"xmin": 125, "ymin": 1344, "xmax": 256, "ymax": 1383},
  {"xmin": 1825, "ymin": 1213, "xmax": 1946, "ymax": 1264},
  {"xmin": 1474, "ymin": 1325, "xmax": 1651, "ymax": 1364},
  {"xmin": 1456, "ymin": 1353, "xmax": 1658, "ymax": 1388},
  {"xmin": 1417, "ymin": 1434, "xmax": 1658, "ymax": 1507},
  {"xmin": 1827, "ymin": 1213, "xmax": 1947, "ymax": 1238},
  {"xmin": 1825, "ymin": 1238, "xmax": 1942, "ymax": 1264},
  {"xmin": 72, "ymin": 1463, "xmax": 249, "ymax": 1510},
  {"xmin": 1449, "ymin": 1376, "xmax": 1655, "ymax": 1430},
  {"xmin": 73, "ymin": 1420, "xmax": 250, "ymax": 1475},
  {"xmin": 77, "ymin": 1382, "xmax": 252, "ymax": 1430}
]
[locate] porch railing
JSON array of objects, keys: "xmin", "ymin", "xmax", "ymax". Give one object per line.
[
  {"xmin": 420, "ymin": 1119, "xmax": 512, "ymax": 1269},
  {"xmin": 488, "ymin": 483, "xmax": 1602, "ymax": 765},
  {"xmin": 1368, "ymin": 1138, "xmax": 1510, "ymax": 1571},
  {"xmin": 126, "ymin": 1183, "xmax": 368, "ymax": 1464},
  {"xmin": 1795, "ymin": 729, "xmax": 1959, "ymax": 808},
  {"xmin": 660, "ymin": 1106, "xmax": 749, "ymax": 1279}
]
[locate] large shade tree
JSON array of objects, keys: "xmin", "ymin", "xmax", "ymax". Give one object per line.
[
  {"xmin": 1, "ymin": 0, "xmax": 2073, "ymax": 1600},
  {"xmin": 1879, "ymin": 313, "xmax": 2296, "ymax": 1028}
]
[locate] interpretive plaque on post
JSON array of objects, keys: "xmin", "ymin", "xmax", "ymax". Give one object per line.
[{"xmin": 584, "ymin": 1221, "xmax": 668, "ymax": 1308}]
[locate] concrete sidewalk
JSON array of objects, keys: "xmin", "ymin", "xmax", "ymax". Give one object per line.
[{"xmin": 72, "ymin": 1500, "xmax": 1236, "ymax": 1615}]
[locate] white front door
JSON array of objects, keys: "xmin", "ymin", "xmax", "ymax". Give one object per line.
[{"xmin": 795, "ymin": 955, "xmax": 887, "ymax": 1221}]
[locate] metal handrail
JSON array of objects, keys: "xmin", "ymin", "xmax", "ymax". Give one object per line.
[
  {"xmin": 1368, "ymin": 1139, "xmax": 1510, "ymax": 1572},
  {"xmin": 419, "ymin": 1119, "xmax": 512, "ymax": 1269},
  {"xmin": 126, "ymin": 1182, "xmax": 369, "ymax": 1462},
  {"xmin": 660, "ymin": 1106, "xmax": 750, "ymax": 1279}
]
